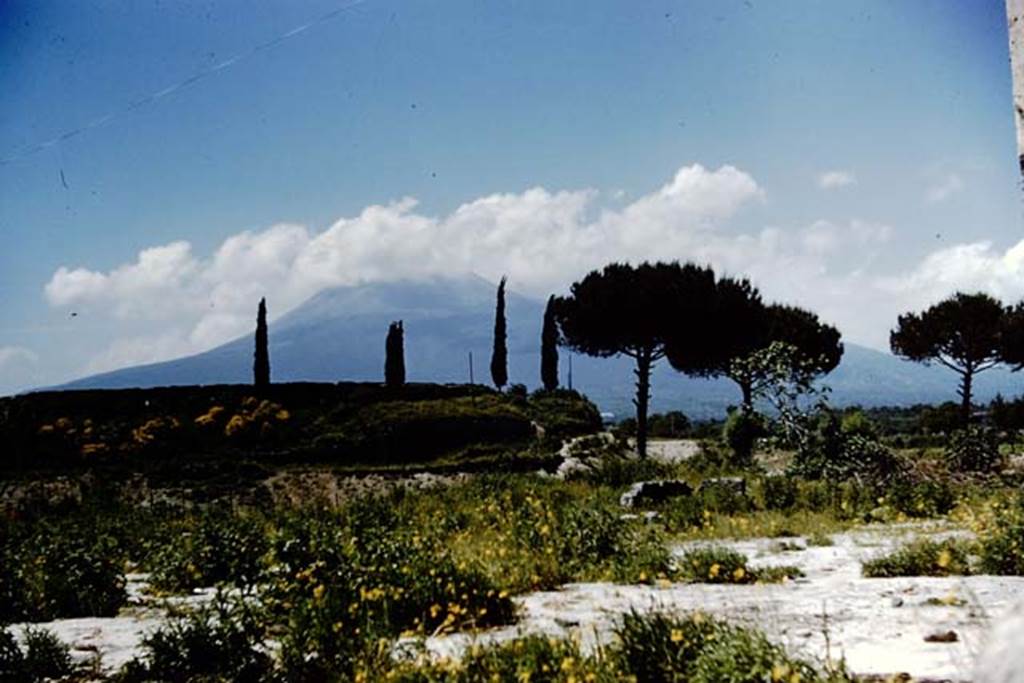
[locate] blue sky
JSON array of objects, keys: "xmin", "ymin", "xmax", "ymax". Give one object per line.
[{"xmin": 1, "ymin": 0, "xmax": 1022, "ymax": 394}]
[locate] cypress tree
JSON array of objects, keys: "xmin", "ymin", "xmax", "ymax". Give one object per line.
[
  {"xmin": 253, "ymin": 297, "xmax": 270, "ymax": 388},
  {"xmin": 385, "ymin": 320, "xmax": 405, "ymax": 387},
  {"xmin": 541, "ymin": 294, "xmax": 559, "ymax": 391},
  {"xmin": 490, "ymin": 276, "xmax": 508, "ymax": 390}
]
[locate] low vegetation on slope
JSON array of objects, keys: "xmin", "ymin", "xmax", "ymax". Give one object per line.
[{"xmin": 0, "ymin": 383, "xmax": 600, "ymax": 474}]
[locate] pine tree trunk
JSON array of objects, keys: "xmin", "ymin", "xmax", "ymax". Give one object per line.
[
  {"xmin": 960, "ymin": 369, "xmax": 973, "ymax": 427},
  {"xmin": 741, "ymin": 379, "xmax": 754, "ymax": 413},
  {"xmin": 634, "ymin": 350, "xmax": 652, "ymax": 458}
]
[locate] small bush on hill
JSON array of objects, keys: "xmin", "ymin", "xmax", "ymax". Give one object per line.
[{"xmin": 528, "ymin": 389, "xmax": 602, "ymax": 444}]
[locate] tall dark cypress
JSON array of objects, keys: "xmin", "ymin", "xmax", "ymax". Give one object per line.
[
  {"xmin": 385, "ymin": 320, "xmax": 405, "ymax": 387},
  {"xmin": 490, "ymin": 276, "xmax": 508, "ymax": 390},
  {"xmin": 540, "ymin": 294, "xmax": 559, "ymax": 391},
  {"xmin": 253, "ymin": 297, "xmax": 270, "ymax": 388}
]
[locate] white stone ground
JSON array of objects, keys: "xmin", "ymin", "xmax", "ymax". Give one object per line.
[
  {"xmin": 13, "ymin": 514, "xmax": 1024, "ymax": 680},
  {"xmin": 416, "ymin": 524, "xmax": 1024, "ymax": 682}
]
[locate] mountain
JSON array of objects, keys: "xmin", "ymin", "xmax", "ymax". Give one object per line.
[{"xmin": 55, "ymin": 275, "xmax": 1024, "ymax": 419}]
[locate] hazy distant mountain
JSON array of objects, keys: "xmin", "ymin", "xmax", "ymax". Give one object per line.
[{"xmin": 56, "ymin": 275, "xmax": 1024, "ymax": 419}]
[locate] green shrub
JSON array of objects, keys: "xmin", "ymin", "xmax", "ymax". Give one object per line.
[
  {"xmin": 791, "ymin": 411, "xmax": 902, "ymax": 483},
  {"xmin": 0, "ymin": 525, "xmax": 126, "ymax": 621},
  {"xmin": 722, "ymin": 410, "xmax": 766, "ymax": 467},
  {"xmin": 21, "ymin": 628, "xmax": 74, "ymax": 682},
  {"xmin": 500, "ymin": 485, "xmax": 672, "ymax": 586},
  {"xmin": 614, "ymin": 610, "xmax": 725, "ymax": 682},
  {"xmin": 149, "ymin": 507, "xmax": 269, "ymax": 593},
  {"xmin": 0, "ymin": 626, "xmax": 74, "ymax": 683},
  {"xmin": 806, "ymin": 532, "xmax": 834, "ymax": 547},
  {"xmin": 840, "ymin": 410, "xmax": 878, "ymax": 439},
  {"xmin": 862, "ymin": 538, "xmax": 974, "ymax": 577},
  {"xmin": 946, "ymin": 426, "xmax": 1003, "ymax": 473},
  {"xmin": 977, "ymin": 494, "xmax": 1024, "ymax": 575},
  {"xmin": 686, "ymin": 440, "xmax": 736, "ymax": 474},
  {"xmin": 115, "ymin": 596, "xmax": 272, "ymax": 683},
  {"xmin": 757, "ymin": 476, "xmax": 798, "ymax": 511},
  {"xmin": 528, "ymin": 389, "xmax": 602, "ymax": 444},
  {"xmin": 267, "ymin": 498, "xmax": 517, "ymax": 681},
  {"xmin": 677, "ymin": 547, "xmax": 800, "ymax": 584},
  {"xmin": 689, "ymin": 624, "xmax": 820, "ymax": 683},
  {"xmin": 886, "ymin": 479, "xmax": 957, "ymax": 518},
  {"xmin": 612, "ymin": 610, "xmax": 846, "ymax": 683},
  {"xmin": 698, "ymin": 478, "xmax": 752, "ymax": 515}
]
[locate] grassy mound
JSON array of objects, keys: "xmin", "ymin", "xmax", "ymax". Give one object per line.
[{"xmin": 0, "ymin": 383, "xmax": 601, "ymax": 474}]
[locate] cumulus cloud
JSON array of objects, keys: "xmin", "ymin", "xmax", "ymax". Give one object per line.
[
  {"xmin": 818, "ymin": 170, "xmax": 856, "ymax": 189},
  {"xmin": 41, "ymin": 162, "xmax": 1024, "ymax": 371},
  {"xmin": 925, "ymin": 173, "xmax": 964, "ymax": 203},
  {"xmin": 45, "ymin": 164, "xmax": 766, "ymax": 367},
  {"xmin": 880, "ymin": 240, "xmax": 1024, "ymax": 306},
  {"xmin": 46, "ymin": 241, "xmax": 199, "ymax": 319}
]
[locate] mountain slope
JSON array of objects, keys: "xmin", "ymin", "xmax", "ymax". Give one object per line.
[{"xmin": 56, "ymin": 275, "xmax": 1024, "ymax": 419}]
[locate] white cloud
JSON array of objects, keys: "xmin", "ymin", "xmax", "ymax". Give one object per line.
[
  {"xmin": 925, "ymin": 173, "xmax": 964, "ymax": 203},
  {"xmin": 0, "ymin": 346, "xmax": 39, "ymax": 368},
  {"xmin": 45, "ymin": 164, "xmax": 763, "ymax": 360},
  {"xmin": 82, "ymin": 332, "xmax": 195, "ymax": 376},
  {"xmin": 46, "ymin": 241, "xmax": 199, "ymax": 319},
  {"xmin": 818, "ymin": 170, "xmax": 856, "ymax": 189},
  {"xmin": 880, "ymin": 240, "xmax": 1024, "ymax": 306},
  {"xmin": 0, "ymin": 346, "xmax": 41, "ymax": 397},
  {"xmin": 800, "ymin": 219, "xmax": 891, "ymax": 255},
  {"xmin": 41, "ymin": 162, "xmax": 1024, "ymax": 372}
]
